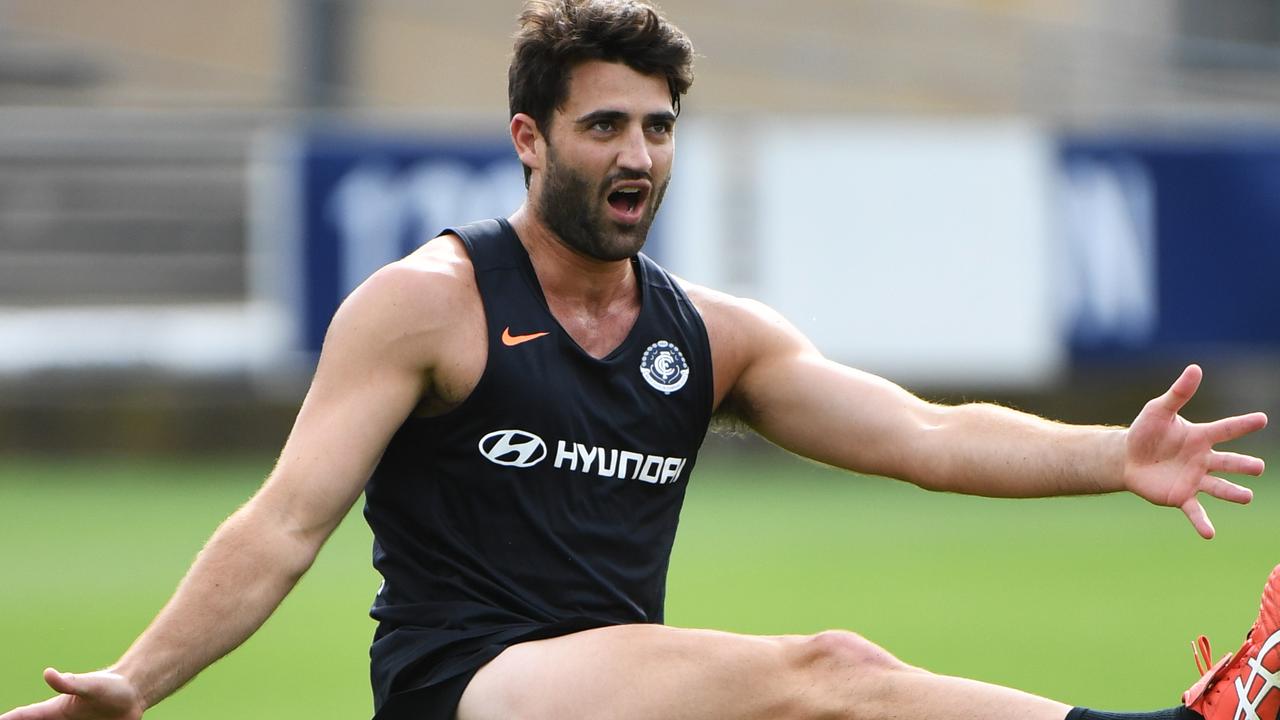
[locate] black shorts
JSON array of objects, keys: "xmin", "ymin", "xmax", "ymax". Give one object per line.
[
  {"xmin": 371, "ymin": 652, "xmax": 497, "ymax": 720},
  {"xmin": 370, "ymin": 618, "xmax": 612, "ymax": 720}
]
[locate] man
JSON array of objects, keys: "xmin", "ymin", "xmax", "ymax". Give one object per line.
[{"xmin": 3, "ymin": 1, "xmax": 1271, "ymax": 719}]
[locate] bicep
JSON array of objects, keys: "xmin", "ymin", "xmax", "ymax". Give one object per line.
[
  {"xmin": 251, "ymin": 269, "xmax": 433, "ymax": 546},
  {"xmin": 725, "ymin": 305, "xmax": 940, "ymax": 480}
]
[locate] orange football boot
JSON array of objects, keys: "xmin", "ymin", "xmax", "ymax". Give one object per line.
[{"xmin": 1184, "ymin": 564, "xmax": 1280, "ymax": 720}]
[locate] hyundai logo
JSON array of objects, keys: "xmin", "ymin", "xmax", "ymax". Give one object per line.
[{"xmin": 477, "ymin": 429, "xmax": 547, "ymax": 468}]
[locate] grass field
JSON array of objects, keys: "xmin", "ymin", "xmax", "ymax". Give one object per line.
[{"xmin": 1, "ymin": 447, "xmax": 1275, "ymax": 718}]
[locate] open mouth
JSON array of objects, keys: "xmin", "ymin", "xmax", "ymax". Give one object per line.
[{"xmin": 606, "ymin": 185, "xmax": 649, "ymax": 221}]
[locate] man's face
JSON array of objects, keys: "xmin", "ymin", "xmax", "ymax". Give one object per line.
[{"xmin": 534, "ymin": 60, "xmax": 676, "ymax": 261}]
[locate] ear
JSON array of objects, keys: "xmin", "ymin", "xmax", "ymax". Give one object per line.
[{"xmin": 510, "ymin": 113, "xmax": 544, "ymax": 174}]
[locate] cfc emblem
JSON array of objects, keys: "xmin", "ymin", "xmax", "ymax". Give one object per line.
[{"xmin": 639, "ymin": 340, "xmax": 689, "ymax": 395}]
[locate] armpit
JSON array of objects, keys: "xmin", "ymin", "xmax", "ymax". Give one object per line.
[{"xmin": 709, "ymin": 405, "xmax": 752, "ymax": 438}]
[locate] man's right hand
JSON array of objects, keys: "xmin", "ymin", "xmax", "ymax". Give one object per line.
[{"xmin": 0, "ymin": 668, "xmax": 145, "ymax": 720}]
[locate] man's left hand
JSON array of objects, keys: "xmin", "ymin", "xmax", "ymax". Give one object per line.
[{"xmin": 1124, "ymin": 364, "xmax": 1268, "ymax": 539}]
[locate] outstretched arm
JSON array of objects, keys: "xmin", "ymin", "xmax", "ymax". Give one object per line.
[
  {"xmin": 1, "ymin": 263, "xmax": 444, "ymax": 720},
  {"xmin": 701, "ymin": 291, "xmax": 1267, "ymax": 539}
]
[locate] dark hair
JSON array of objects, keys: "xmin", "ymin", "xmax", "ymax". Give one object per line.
[{"xmin": 509, "ymin": 0, "xmax": 695, "ymax": 184}]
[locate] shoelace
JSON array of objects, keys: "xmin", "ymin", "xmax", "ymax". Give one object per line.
[{"xmin": 1193, "ymin": 635, "xmax": 1214, "ymax": 676}]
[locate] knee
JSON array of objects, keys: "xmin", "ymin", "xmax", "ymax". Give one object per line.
[
  {"xmin": 787, "ymin": 630, "xmax": 919, "ymax": 719},
  {"xmin": 800, "ymin": 630, "xmax": 907, "ymax": 675}
]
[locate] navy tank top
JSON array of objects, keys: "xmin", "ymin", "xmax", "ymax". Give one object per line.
[{"xmin": 363, "ymin": 218, "xmax": 714, "ymax": 706}]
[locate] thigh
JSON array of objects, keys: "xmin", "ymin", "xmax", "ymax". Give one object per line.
[{"xmin": 455, "ymin": 624, "xmax": 810, "ymax": 720}]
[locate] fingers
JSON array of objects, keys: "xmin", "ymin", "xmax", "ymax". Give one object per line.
[
  {"xmin": 42, "ymin": 668, "xmax": 88, "ymax": 698},
  {"xmin": 1210, "ymin": 450, "xmax": 1266, "ymax": 477},
  {"xmin": 1181, "ymin": 497, "xmax": 1215, "ymax": 540},
  {"xmin": 1200, "ymin": 474, "xmax": 1254, "ymax": 505},
  {"xmin": 1156, "ymin": 364, "xmax": 1203, "ymax": 417},
  {"xmin": 1205, "ymin": 412, "xmax": 1269, "ymax": 444},
  {"xmin": 1181, "ymin": 475, "xmax": 1253, "ymax": 539},
  {"xmin": 0, "ymin": 704, "xmax": 30, "ymax": 720},
  {"xmin": 0, "ymin": 695, "xmax": 66, "ymax": 720},
  {"xmin": 0, "ymin": 667, "xmax": 100, "ymax": 720}
]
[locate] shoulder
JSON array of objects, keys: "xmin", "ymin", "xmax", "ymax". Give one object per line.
[
  {"xmin": 340, "ymin": 234, "xmax": 475, "ymax": 321},
  {"xmin": 323, "ymin": 234, "xmax": 481, "ymax": 364},
  {"xmin": 674, "ymin": 277, "xmax": 818, "ymax": 409},
  {"xmin": 677, "ymin": 278, "xmax": 812, "ymax": 352}
]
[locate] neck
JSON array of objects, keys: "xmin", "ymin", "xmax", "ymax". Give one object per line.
[{"xmin": 508, "ymin": 204, "xmax": 638, "ymax": 311}]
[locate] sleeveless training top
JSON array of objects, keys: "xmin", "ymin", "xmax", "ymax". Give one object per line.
[{"xmin": 363, "ymin": 218, "xmax": 714, "ymax": 709}]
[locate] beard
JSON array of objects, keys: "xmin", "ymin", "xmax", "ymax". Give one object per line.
[{"xmin": 536, "ymin": 144, "xmax": 669, "ymax": 262}]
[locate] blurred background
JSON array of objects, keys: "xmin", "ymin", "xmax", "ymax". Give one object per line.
[{"xmin": 1, "ymin": 0, "xmax": 1278, "ymax": 717}]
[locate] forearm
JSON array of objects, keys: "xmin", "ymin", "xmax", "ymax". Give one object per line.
[
  {"xmin": 108, "ymin": 502, "xmax": 318, "ymax": 709},
  {"xmin": 905, "ymin": 403, "xmax": 1128, "ymax": 498}
]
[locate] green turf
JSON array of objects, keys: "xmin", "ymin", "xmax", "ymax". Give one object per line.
[{"xmin": 1, "ymin": 448, "xmax": 1274, "ymax": 717}]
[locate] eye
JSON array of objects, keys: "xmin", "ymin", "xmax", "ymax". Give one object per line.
[
  {"xmin": 590, "ymin": 120, "xmax": 615, "ymax": 133},
  {"xmin": 648, "ymin": 122, "xmax": 673, "ymax": 136}
]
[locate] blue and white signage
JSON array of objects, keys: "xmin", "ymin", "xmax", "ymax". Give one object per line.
[
  {"xmin": 1059, "ymin": 135, "xmax": 1280, "ymax": 361},
  {"xmin": 265, "ymin": 128, "xmax": 525, "ymax": 353}
]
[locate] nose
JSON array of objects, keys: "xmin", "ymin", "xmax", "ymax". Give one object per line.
[{"xmin": 617, "ymin": 126, "xmax": 653, "ymax": 174}]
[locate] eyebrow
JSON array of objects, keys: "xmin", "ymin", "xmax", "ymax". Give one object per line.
[{"xmin": 573, "ymin": 109, "xmax": 678, "ymax": 126}]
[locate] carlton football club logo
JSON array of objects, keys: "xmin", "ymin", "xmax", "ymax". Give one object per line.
[{"xmin": 639, "ymin": 340, "xmax": 689, "ymax": 394}]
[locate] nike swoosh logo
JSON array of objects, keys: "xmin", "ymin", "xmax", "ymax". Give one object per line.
[{"xmin": 502, "ymin": 327, "xmax": 550, "ymax": 347}]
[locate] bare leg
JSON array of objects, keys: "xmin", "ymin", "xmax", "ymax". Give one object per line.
[{"xmin": 456, "ymin": 624, "xmax": 1071, "ymax": 720}]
